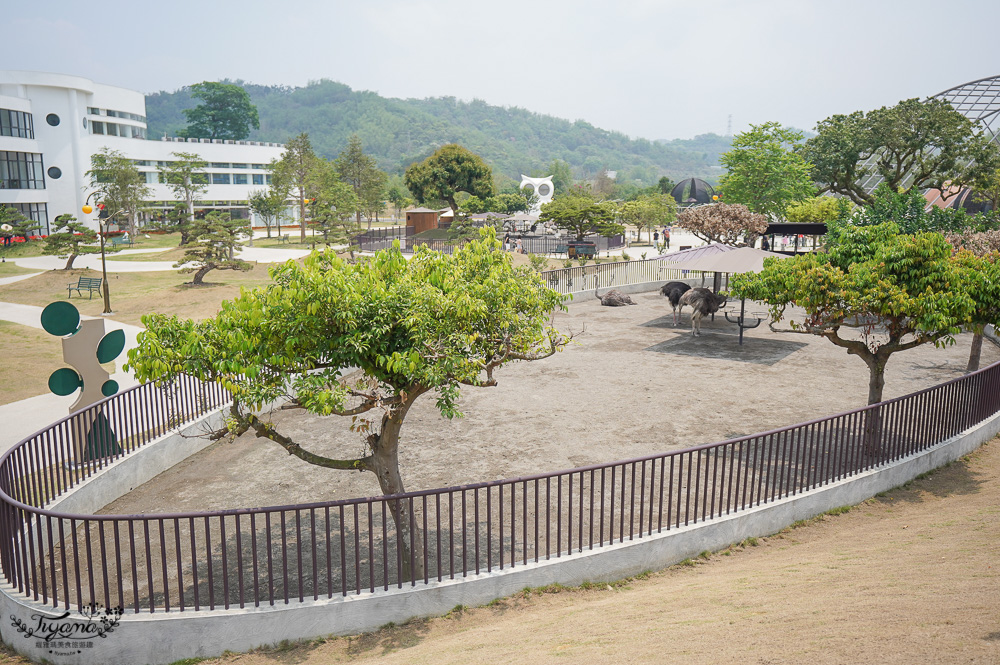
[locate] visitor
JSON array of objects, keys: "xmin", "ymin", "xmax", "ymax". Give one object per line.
[
  {"xmin": 516, "ymin": 237, "xmax": 523, "ymax": 254},
  {"xmin": 121, "ymin": 231, "xmax": 130, "ymax": 245},
  {"xmin": 653, "ymin": 230, "xmax": 659, "ymax": 248},
  {"xmin": 663, "ymin": 227, "xmax": 670, "ymax": 250},
  {"xmin": 503, "ymin": 233, "xmax": 511, "ymax": 252},
  {"xmin": 761, "ymin": 236, "xmax": 770, "ymax": 251}
]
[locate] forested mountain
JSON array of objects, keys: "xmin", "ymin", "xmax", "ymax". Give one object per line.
[{"xmin": 145, "ymin": 80, "xmax": 729, "ymax": 186}]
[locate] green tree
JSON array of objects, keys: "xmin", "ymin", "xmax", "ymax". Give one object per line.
[
  {"xmin": 785, "ymin": 196, "xmax": 848, "ymax": 225},
  {"xmin": 248, "ymin": 188, "xmax": 288, "ymax": 238},
  {"xmin": 180, "ymin": 82, "xmax": 260, "ymax": 141},
  {"xmin": 798, "ymin": 98, "xmax": 1000, "ymax": 206},
  {"xmin": 126, "ymin": 229, "xmax": 568, "ymax": 580},
  {"xmin": 173, "ymin": 212, "xmax": 252, "ymax": 285},
  {"xmin": 619, "ymin": 193, "xmax": 678, "ymax": 244},
  {"xmin": 271, "ymin": 133, "xmax": 320, "ymax": 243},
  {"xmin": 0, "ymin": 205, "xmax": 40, "ymax": 242},
  {"xmin": 159, "ymin": 152, "xmax": 208, "ymax": 245},
  {"xmin": 732, "ymin": 223, "xmax": 976, "ymax": 407},
  {"xmin": 544, "ymin": 160, "xmax": 574, "ymax": 194},
  {"xmin": 334, "ymin": 134, "xmax": 387, "ymax": 229},
  {"xmin": 719, "ymin": 122, "xmax": 815, "ymax": 220},
  {"xmin": 945, "ymin": 230, "xmax": 1000, "ymax": 371},
  {"xmin": 657, "ymin": 176, "xmax": 677, "ymax": 196},
  {"xmin": 676, "ymin": 202, "xmax": 769, "ymax": 246},
  {"xmin": 404, "ymin": 144, "xmax": 495, "ymax": 217},
  {"xmin": 386, "ymin": 177, "xmax": 412, "ymax": 221},
  {"xmin": 538, "ymin": 187, "xmax": 622, "ymax": 241},
  {"xmin": 86, "ymin": 148, "xmax": 152, "ymax": 236},
  {"xmin": 43, "ymin": 214, "xmax": 114, "ymax": 269},
  {"xmin": 307, "ymin": 160, "xmax": 359, "ymax": 245}
]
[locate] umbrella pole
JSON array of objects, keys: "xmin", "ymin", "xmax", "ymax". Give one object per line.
[{"xmin": 739, "ymin": 297, "xmax": 746, "ymax": 346}]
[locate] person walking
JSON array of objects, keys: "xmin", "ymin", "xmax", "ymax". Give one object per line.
[
  {"xmin": 653, "ymin": 230, "xmax": 659, "ymax": 250},
  {"xmin": 663, "ymin": 227, "xmax": 670, "ymax": 250}
]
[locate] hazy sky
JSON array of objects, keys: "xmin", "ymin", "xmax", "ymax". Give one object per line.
[{"xmin": 7, "ymin": 0, "xmax": 1000, "ymax": 140}]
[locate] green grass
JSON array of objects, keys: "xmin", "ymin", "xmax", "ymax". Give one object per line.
[
  {"xmin": 0, "ymin": 262, "xmax": 37, "ymax": 278},
  {"xmin": 0, "ymin": 321, "xmax": 65, "ymax": 405}
]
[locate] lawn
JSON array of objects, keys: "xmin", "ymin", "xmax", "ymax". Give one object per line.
[
  {"xmin": 0, "ymin": 266, "xmax": 278, "ymax": 326},
  {"xmin": 0, "ymin": 321, "xmax": 65, "ymax": 405},
  {"xmin": 0, "ymin": 262, "xmax": 38, "ymax": 278}
]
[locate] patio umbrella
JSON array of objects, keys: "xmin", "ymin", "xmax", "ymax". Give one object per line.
[{"xmin": 664, "ymin": 246, "xmax": 790, "ymax": 345}]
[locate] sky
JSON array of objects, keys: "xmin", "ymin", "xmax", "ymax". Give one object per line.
[{"xmin": 7, "ymin": 0, "xmax": 1000, "ymax": 141}]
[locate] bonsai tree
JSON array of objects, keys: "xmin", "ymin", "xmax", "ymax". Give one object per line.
[
  {"xmin": 173, "ymin": 211, "xmax": 252, "ymax": 285},
  {"xmin": 538, "ymin": 187, "xmax": 622, "ymax": 241},
  {"xmin": 43, "ymin": 214, "xmax": 118, "ymax": 269},
  {"xmin": 126, "ymin": 228, "xmax": 569, "ymax": 580}
]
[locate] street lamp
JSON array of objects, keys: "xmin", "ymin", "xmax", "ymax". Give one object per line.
[{"xmin": 82, "ymin": 200, "xmax": 114, "ymax": 315}]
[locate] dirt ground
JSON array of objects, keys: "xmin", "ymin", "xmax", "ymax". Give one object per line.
[
  {"xmin": 2, "ymin": 292, "xmax": 995, "ymax": 664},
  {"xmin": 103, "ymin": 291, "xmax": 1000, "ymax": 514}
]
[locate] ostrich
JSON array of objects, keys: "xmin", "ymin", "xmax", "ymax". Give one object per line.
[
  {"xmin": 660, "ymin": 281, "xmax": 691, "ymax": 325},
  {"xmin": 595, "ymin": 289, "xmax": 637, "ymax": 307},
  {"xmin": 677, "ymin": 288, "xmax": 728, "ymax": 336}
]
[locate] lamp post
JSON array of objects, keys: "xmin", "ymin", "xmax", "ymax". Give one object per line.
[{"xmin": 82, "ymin": 201, "xmax": 113, "ymax": 315}]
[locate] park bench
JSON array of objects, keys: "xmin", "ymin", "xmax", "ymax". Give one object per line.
[
  {"xmin": 67, "ymin": 277, "xmax": 102, "ymax": 299},
  {"xmin": 556, "ymin": 244, "xmax": 568, "ymax": 255},
  {"xmin": 110, "ymin": 236, "xmax": 132, "ymax": 248},
  {"xmin": 278, "ymin": 234, "xmax": 290, "ymax": 244},
  {"xmin": 568, "ymin": 244, "xmax": 596, "ymax": 259}
]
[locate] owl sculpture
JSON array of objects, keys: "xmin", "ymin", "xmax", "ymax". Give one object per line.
[{"xmin": 519, "ymin": 174, "xmax": 554, "ymax": 212}]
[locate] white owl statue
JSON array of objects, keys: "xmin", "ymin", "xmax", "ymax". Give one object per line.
[{"xmin": 519, "ymin": 174, "xmax": 554, "ymax": 213}]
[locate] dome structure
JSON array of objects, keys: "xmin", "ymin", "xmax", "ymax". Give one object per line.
[{"xmin": 670, "ymin": 178, "xmax": 715, "ymax": 205}]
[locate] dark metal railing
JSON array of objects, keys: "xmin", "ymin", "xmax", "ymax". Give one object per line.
[
  {"xmin": 541, "ymin": 258, "xmax": 708, "ymax": 295},
  {"xmin": 2, "ymin": 360, "xmax": 998, "ymax": 614}
]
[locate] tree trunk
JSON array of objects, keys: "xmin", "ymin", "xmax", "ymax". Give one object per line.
[
  {"xmin": 64, "ymin": 253, "xmax": 77, "ymax": 270},
  {"xmin": 967, "ymin": 331, "xmax": 984, "ymax": 373},
  {"xmin": 299, "ymin": 193, "xmax": 307, "ymax": 243},
  {"xmin": 862, "ymin": 354, "xmax": 888, "ymax": 457},
  {"xmin": 369, "ymin": 403, "xmax": 425, "ymax": 582},
  {"xmin": 191, "ymin": 265, "xmax": 212, "ymax": 285}
]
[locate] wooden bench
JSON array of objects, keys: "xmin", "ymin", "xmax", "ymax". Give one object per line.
[{"xmin": 68, "ymin": 277, "xmax": 102, "ymax": 299}]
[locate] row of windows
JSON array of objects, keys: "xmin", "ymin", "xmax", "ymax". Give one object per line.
[
  {"xmin": 3, "ymin": 203, "xmax": 49, "ymax": 235},
  {"xmin": 90, "ymin": 121, "xmax": 146, "ymax": 139},
  {"xmin": 87, "ymin": 107, "xmax": 146, "ymax": 123},
  {"xmin": 144, "ymin": 172, "xmax": 271, "ymax": 186},
  {"xmin": 134, "ymin": 160, "xmax": 271, "ymax": 170},
  {"xmin": 0, "ymin": 151, "xmax": 44, "ymax": 190},
  {"xmin": 0, "ymin": 109, "xmax": 34, "ymax": 139}
]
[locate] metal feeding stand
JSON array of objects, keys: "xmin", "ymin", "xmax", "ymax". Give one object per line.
[{"xmin": 725, "ymin": 298, "xmax": 763, "ymax": 346}]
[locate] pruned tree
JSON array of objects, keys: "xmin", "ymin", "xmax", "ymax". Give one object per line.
[
  {"xmin": 732, "ymin": 223, "xmax": 976, "ymax": 408},
  {"xmin": 0, "ymin": 205, "xmax": 40, "ymax": 242},
  {"xmin": 126, "ymin": 229, "xmax": 569, "ymax": 581},
  {"xmin": 619, "ymin": 193, "xmax": 677, "ymax": 244},
  {"xmin": 676, "ymin": 202, "xmax": 768, "ymax": 246},
  {"xmin": 945, "ymin": 229, "xmax": 1000, "ymax": 371},
  {"xmin": 159, "ymin": 152, "xmax": 208, "ymax": 245},
  {"xmin": 43, "ymin": 214, "xmax": 116, "ymax": 269},
  {"xmin": 798, "ymin": 98, "xmax": 1000, "ymax": 205},
  {"xmin": 404, "ymin": 144, "xmax": 495, "ymax": 217},
  {"xmin": 538, "ymin": 186, "xmax": 622, "ymax": 241},
  {"xmin": 173, "ymin": 211, "xmax": 252, "ymax": 285}
]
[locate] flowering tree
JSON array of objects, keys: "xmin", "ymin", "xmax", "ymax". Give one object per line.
[
  {"xmin": 676, "ymin": 203, "xmax": 768, "ymax": 246},
  {"xmin": 946, "ymin": 229, "xmax": 1000, "ymax": 371}
]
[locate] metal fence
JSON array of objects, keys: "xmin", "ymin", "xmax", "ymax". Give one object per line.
[
  {"xmin": 353, "ymin": 230, "xmax": 625, "ymax": 256},
  {"xmin": 541, "ymin": 258, "xmax": 709, "ymax": 295},
  {"xmin": 2, "ymin": 359, "xmax": 998, "ymax": 613}
]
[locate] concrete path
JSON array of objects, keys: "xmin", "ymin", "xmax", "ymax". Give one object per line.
[
  {"xmin": 0, "ymin": 271, "xmax": 44, "ymax": 286},
  {"xmin": 0, "ymin": 301, "xmax": 143, "ymax": 452},
  {"xmin": 8, "ymin": 245, "xmax": 312, "ymax": 273}
]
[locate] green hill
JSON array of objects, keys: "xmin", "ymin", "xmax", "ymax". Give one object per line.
[{"xmin": 145, "ymin": 80, "xmax": 729, "ymax": 186}]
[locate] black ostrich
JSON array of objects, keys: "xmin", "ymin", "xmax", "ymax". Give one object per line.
[
  {"xmin": 677, "ymin": 288, "xmax": 728, "ymax": 336},
  {"xmin": 660, "ymin": 281, "xmax": 691, "ymax": 325}
]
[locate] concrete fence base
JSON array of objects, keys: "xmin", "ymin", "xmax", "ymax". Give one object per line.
[{"xmin": 2, "ymin": 405, "xmax": 997, "ymax": 665}]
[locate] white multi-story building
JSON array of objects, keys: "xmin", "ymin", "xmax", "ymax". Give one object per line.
[{"xmin": 0, "ymin": 71, "xmax": 286, "ymax": 234}]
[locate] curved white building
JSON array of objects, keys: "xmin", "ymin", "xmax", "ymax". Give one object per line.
[{"xmin": 0, "ymin": 71, "xmax": 286, "ymax": 233}]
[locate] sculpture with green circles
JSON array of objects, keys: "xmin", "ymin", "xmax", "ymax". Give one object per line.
[{"xmin": 41, "ymin": 301, "xmax": 124, "ymax": 462}]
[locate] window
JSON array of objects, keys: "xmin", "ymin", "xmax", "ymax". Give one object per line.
[
  {"xmin": 10, "ymin": 203, "xmax": 48, "ymax": 235},
  {"xmin": 47, "ymin": 166, "xmax": 61, "ymax": 179},
  {"xmin": 231, "ymin": 163, "xmax": 248, "ymax": 169},
  {"xmin": 91, "ymin": 121, "xmax": 105, "ymax": 135},
  {"xmin": 88, "ymin": 107, "xmax": 100, "ymax": 115},
  {"xmin": 0, "ymin": 151, "xmax": 45, "ymax": 189},
  {"xmin": 145, "ymin": 172, "xmax": 158, "ymax": 184},
  {"xmin": 106, "ymin": 123, "xmax": 118, "ymax": 137},
  {"xmin": 252, "ymin": 174, "xmax": 264, "ymax": 185},
  {"xmin": 211, "ymin": 162, "xmax": 230, "ymax": 169},
  {"xmin": 45, "ymin": 114, "xmax": 60, "ymax": 127},
  {"xmin": 0, "ymin": 109, "xmax": 34, "ymax": 139},
  {"xmin": 252, "ymin": 163, "xmax": 268, "ymax": 170},
  {"xmin": 233, "ymin": 173, "xmax": 248, "ymax": 185},
  {"xmin": 212, "ymin": 173, "xmax": 231, "ymax": 185},
  {"xmin": 265, "ymin": 175, "xmax": 272, "ymax": 185}
]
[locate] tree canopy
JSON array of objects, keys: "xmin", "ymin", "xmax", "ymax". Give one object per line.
[
  {"xmin": 538, "ymin": 187, "xmax": 623, "ymax": 241},
  {"xmin": 159, "ymin": 152, "xmax": 208, "ymax": 245},
  {"xmin": 126, "ymin": 229, "xmax": 568, "ymax": 579},
  {"xmin": 676, "ymin": 202, "xmax": 768, "ymax": 246},
  {"xmin": 173, "ymin": 212, "xmax": 252, "ymax": 285},
  {"xmin": 731, "ymin": 223, "xmax": 980, "ymax": 406},
  {"xmin": 404, "ymin": 144, "xmax": 495, "ymax": 216},
  {"xmin": 271, "ymin": 133, "xmax": 321, "ymax": 242},
  {"xmin": 43, "ymin": 214, "xmax": 111, "ymax": 269},
  {"xmin": 86, "ymin": 148, "xmax": 152, "ymax": 234},
  {"xmin": 335, "ymin": 134, "xmax": 386, "ymax": 228},
  {"xmin": 798, "ymin": 98, "xmax": 1000, "ymax": 205},
  {"xmin": 719, "ymin": 122, "xmax": 815, "ymax": 220},
  {"xmin": 619, "ymin": 193, "xmax": 678, "ymax": 240},
  {"xmin": 180, "ymin": 81, "xmax": 260, "ymax": 141}
]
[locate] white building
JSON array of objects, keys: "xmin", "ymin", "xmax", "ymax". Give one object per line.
[{"xmin": 0, "ymin": 71, "xmax": 286, "ymax": 234}]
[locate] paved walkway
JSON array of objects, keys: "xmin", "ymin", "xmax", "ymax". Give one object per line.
[{"xmin": 9, "ymin": 244, "xmax": 313, "ymax": 273}]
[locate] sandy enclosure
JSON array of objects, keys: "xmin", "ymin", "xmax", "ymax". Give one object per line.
[{"xmin": 102, "ymin": 291, "xmax": 1000, "ymax": 515}]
